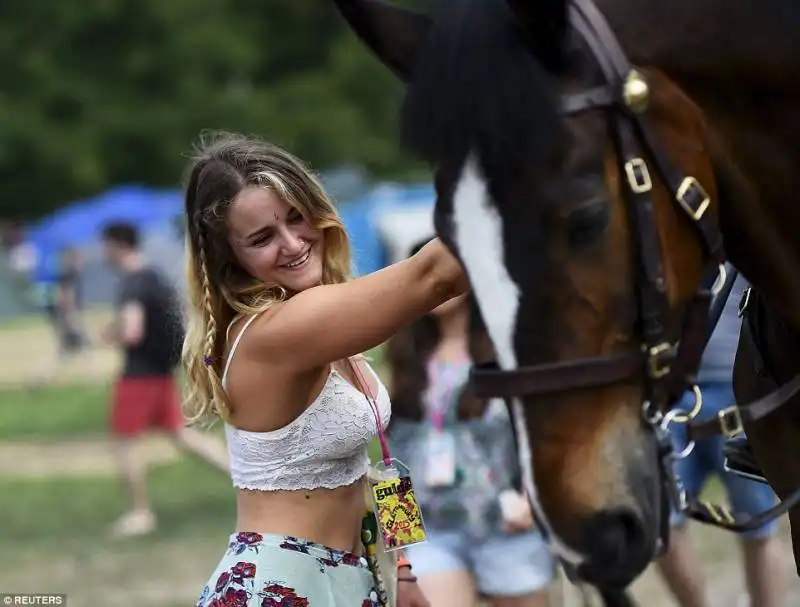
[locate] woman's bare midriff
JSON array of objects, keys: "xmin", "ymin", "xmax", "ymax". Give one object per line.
[{"xmin": 235, "ymin": 478, "xmax": 367, "ymax": 553}]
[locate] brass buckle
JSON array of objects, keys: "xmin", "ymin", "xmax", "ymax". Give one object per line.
[
  {"xmin": 675, "ymin": 176, "xmax": 711, "ymax": 221},
  {"xmin": 647, "ymin": 342, "xmax": 673, "ymax": 379},
  {"xmin": 624, "ymin": 158, "xmax": 653, "ymax": 194},
  {"xmin": 718, "ymin": 406, "xmax": 744, "ymax": 438},
  {"xmin": 671, "ymin": 384, "xmax": 703, "ymax": 423},
  {"xmin": 701, "ymin": 500, "xmax": 736, "ymax": 525}
]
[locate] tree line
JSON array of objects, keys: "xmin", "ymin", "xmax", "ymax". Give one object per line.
[{"xmin": 0, "ymin": 0, "xmax": 426, "ymax": 220}]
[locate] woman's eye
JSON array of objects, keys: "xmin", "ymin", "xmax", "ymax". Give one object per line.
[
  {"xmin": 252, "ymin": 233, "xmax": 273, "ymax": 246},
  {"xmin": 566, "ymin": 204, "xmax": 609, "ymax": 248},
  {"xmin": 288, "ymin": 210, "xmax": 303, "ymax": 223}
]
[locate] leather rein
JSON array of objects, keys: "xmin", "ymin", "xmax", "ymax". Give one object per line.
[
  {"xmin": 683, "ymin": 281, "xmax": 800, "ymax": 530},
  {"xmin": 469, "ymin": 0, "xmax": 800, "ymax": 537}
]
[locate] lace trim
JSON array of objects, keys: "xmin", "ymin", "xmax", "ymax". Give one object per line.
[
  {"xmin": 232, "ymin": 464, "xmax": 368, "ymax": 492},
  {"xmin": 226, "ymin": 366, "xmax": 391, "ymax": 492}
]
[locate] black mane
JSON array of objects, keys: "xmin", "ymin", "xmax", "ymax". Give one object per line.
[{"xmin": 400, "ymin": 0, "xmax": 564, "ymax": 187}]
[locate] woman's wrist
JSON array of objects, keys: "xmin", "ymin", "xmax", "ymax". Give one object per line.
[
  {"xmin": 416, "ymin": 238, "xmax": 466, "ymax": 304},
  {"xmin": 397, "ymin": 552, "xmax": 412, "ymax": 570},
  {"xmin": 397, "ymin": 552, "xmax": 416, "ymax": 583}
]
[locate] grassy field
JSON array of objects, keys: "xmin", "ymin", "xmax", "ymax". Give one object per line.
[
  {"xmin": 0, "ymin": 307, "xmax": 120, "ymax": 389},
  {"xmin": 0, "ymin": 311, "xmax": 797, "ymax": 607},
  {"xmin": 0, "ymin": 311, "xmax": 225, "ymax": 605}
]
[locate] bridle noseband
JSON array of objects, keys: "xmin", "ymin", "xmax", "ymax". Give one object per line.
[{"xmin": 470, "ymin": 0, "xmax": 800, "ymax": 544}]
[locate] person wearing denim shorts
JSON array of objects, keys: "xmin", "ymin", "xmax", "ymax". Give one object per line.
[
  {"xmin": 387, "ymin": 239, "xmax": 555, "ymax": 607},
  {"xmin": 656, "ymin": 273, "xmax": 785, "ymax": 607}
]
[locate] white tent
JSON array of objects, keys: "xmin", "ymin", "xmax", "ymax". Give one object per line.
[{"xmin": 373, "ymin": 204, "xmax": 435, "ymax": 264}]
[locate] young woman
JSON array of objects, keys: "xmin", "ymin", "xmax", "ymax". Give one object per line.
[
  {"xmin": 386, "ymin": 241, "xmax": 556, "ymax": 607},
  {"xmin": 181, "ymin": 132, "xmax": 468, "ymax": 607}
]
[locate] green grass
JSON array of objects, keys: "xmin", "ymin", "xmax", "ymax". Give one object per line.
[
  {"xmin": 0, "ymin": 305, "xmax": 113, "ymax": 331},
  {"xmin": 0, "ymin": 343, "xmax": 388, "ymax": 442},
  {"xmin": 0, "ymin": 372, "xmax": 237, "ymax": 606},
  {"xmin": 0, "ymin": 458, "xmax": 234, "ymax": 606},
  {"xmin": 0, "ymin": 313, "xmax": 49, "ymax": 331},
  {"xmin": 365, "ymin": 344, "xmax": 387, "ymax": 373},
  {"xmin": 0, "ymin": 384, "xmax": 110, "ymax": 440},
  {"xmin": 0, "ymin": 459, "xmax": 233, "ymax": 542}
]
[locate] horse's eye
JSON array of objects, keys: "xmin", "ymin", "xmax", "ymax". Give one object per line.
[{"xmin": 567, "ymin": 203, "xmax": 610, "ymax": 248}]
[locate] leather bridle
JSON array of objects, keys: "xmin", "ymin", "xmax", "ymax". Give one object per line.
[
  {"xmin": 469, "ymin": 0, "xmax": 800, "ymax": 542},
  {"xmin": 473, "ymin": 0, "xmax": 724, "ymax": 412}
]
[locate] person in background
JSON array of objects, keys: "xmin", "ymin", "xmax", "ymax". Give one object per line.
[
  {"xmin": 30, "ymin": 246, "xmax": 92, "ymax": 387},
  {"xmin": 386, "ymin": 239, "xmax": 555, "ymax": 607},
  {"xmin": 656, "ymin": 273, "xmax": 786, "ymax": 607},
  {"xmin": 100, "ymin": 221, "xmax": 228, "ymax": 538}
]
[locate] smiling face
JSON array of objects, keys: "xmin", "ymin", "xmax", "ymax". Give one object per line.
[
  {"xmin": 181, "ymin": 133, "xmax": 354, "ymax": 423},
  {"xmin": 226, "ymin": 186, "xmax": 325, "ymax": 293}
]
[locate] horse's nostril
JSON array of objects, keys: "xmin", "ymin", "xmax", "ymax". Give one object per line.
[{"xmin": 583, "ymin": 508, "xmax": 646, "ymax": 566}]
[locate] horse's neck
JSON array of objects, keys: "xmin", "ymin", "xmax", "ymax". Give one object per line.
[
  {"xmin": 604, "ymin": 2, "xmax": 800, "ymax": 328},
  {"xmin": 600, "ymin": 0, "xmax": 800, "ymax": 86},
  {"xmin": 596, "ymin": 0, "xmax": 800, "ymax": 328},
  {"xmin": 678, "ymin": 83, "xmax": 800, "ymax": 330}
]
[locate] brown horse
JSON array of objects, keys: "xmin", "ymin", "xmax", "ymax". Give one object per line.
[{"xmin": 331, "ymin": 0, "xmax": 800, "ymax": 591}]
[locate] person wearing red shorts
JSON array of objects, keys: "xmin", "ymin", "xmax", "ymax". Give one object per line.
[{"xmin": 101, "ymin": 222, "xmax": 228, "ymax": 538}]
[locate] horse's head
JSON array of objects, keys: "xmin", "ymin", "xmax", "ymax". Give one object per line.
[{"xmin": 333, "ymin": 0, "xmax": 723, "ymax": 587}]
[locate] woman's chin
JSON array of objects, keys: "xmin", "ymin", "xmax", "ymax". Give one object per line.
[{"xmin": 280, "ymin": 266, "xmax": 322, "ymax": 293}]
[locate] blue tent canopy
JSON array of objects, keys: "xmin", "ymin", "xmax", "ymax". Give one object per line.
[
  {"xmin": 27, "ymin": 184, "xmax": 182, "ymax": 282},
  {"xmin": 339, "ymin": 182, "xmax": 435, "ymax": 276},
  {"xmin": 25, "ymin": 180, "xmax": 435, "ymax": 283}
]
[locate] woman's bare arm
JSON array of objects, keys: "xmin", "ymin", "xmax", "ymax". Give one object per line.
[{"xmin": 250, "ymin": 238, "xmax": 467, "ymax": 372}]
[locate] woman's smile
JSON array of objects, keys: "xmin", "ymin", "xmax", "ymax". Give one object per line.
[{"xmin": 280, "ymin": 247, "xmax": 312, "ymax": 270}]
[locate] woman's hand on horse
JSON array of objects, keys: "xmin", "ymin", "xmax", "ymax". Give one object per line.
[{"xmin": 424, "ymin": 237, "xmax": 470, "ymax": 301}]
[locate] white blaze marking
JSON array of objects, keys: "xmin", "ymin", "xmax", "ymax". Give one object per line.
[{"xmin": 450, "ymin": 155, "xmax": 584, "ymax": 565}]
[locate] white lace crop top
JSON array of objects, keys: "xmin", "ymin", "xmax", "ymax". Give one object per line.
[{"xmin": 221, "ymin": 314, "xmax": 392, "ymax": 492}]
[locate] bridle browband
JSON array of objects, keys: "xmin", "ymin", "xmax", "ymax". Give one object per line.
[{"xmin": 470, "ymin": 0, "xmax": 800, "ymax": 541}]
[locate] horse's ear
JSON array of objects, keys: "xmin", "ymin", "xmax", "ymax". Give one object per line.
[
  {"xmin": 505, "ymin": 0, "xmax": 569, "ymax": 72},
  {"xmin": 331, "ymin": 0, "xmax": 431, "ymax": 81}
]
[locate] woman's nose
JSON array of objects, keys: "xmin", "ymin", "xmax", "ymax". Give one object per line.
[{"xmin": 279, "ymin": 228, "xmax": 305, "ymax": 254}]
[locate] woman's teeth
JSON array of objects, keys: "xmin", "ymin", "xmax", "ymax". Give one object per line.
[{"xmin": 284, "ymin": 250, "xmax": 310, "ymax": 269}]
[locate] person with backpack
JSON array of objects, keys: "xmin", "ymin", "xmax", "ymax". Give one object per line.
[{"xmin": 100, "ymin": 222, "xmax": 228, "ymax": 538}]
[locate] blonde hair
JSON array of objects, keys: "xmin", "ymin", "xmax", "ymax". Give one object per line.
[{"xmin": 181, "ymin": 131, "xmax": 352, "ymax": 425}]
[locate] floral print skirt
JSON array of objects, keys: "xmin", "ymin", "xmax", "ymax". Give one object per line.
[{"xmin": 197, "ymin": 532, "xmax": 380, "ymax": 607}]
